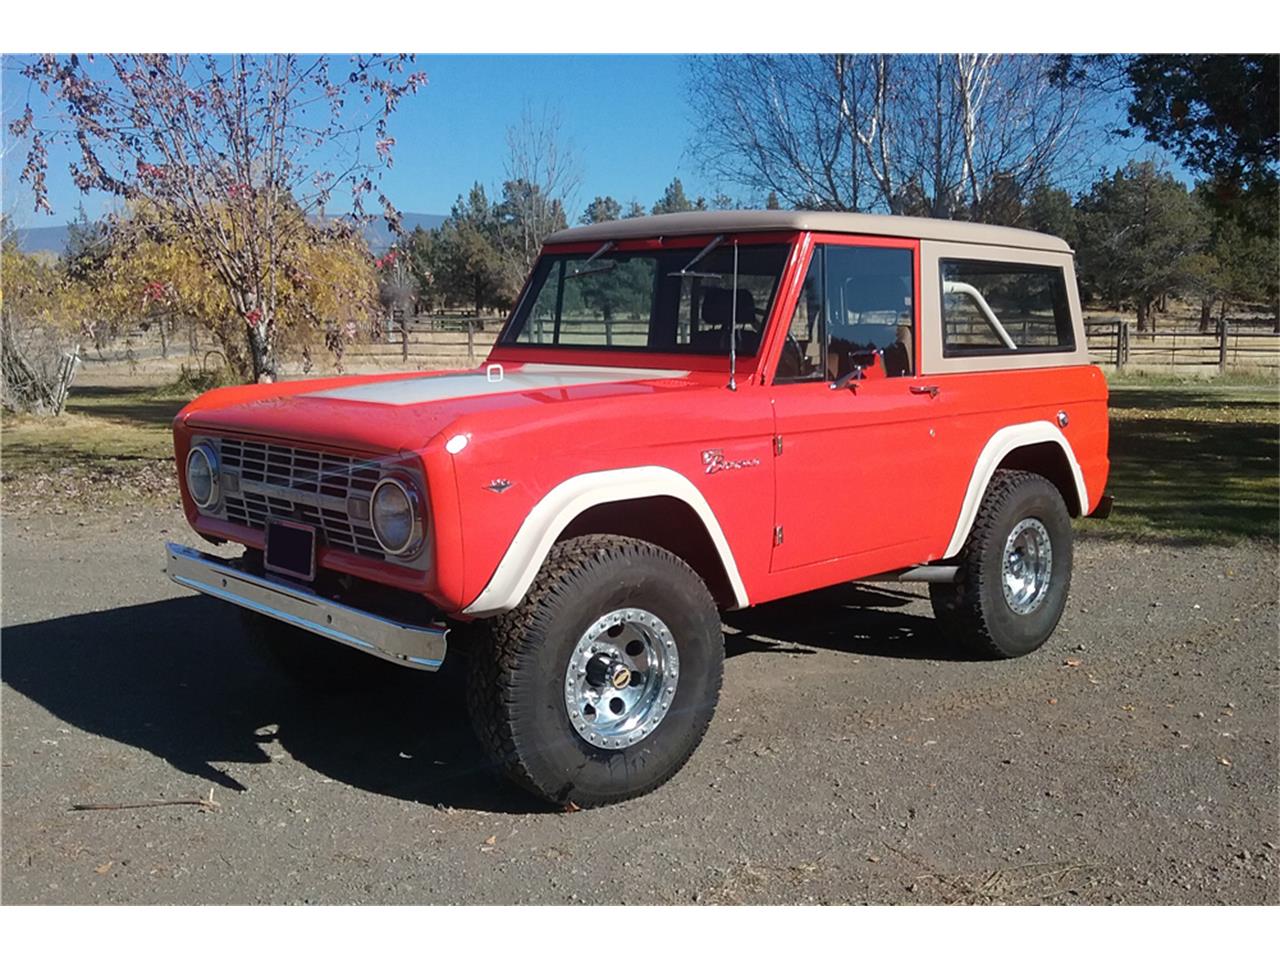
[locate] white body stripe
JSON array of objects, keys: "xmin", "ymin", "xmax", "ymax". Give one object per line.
[
  {"xmin": 306, "ymin": 364, "xmax": 687, "ymax": 406},
  {"xmin": 462, "ymin": 466, "xmax": 749, "ymax": 616},
  {"xmin": 942, "ymin": 421, "xmax": 1088, "ymax": 559}
]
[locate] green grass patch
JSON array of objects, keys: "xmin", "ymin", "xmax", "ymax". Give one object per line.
[
  {"xmin": 2, "ymin": 385, "xmax": 186, "ymax": 472},
  {"xmin": 1084, "ymin": 382, "xmax": 1279, "ymax": 545},
  {"xmin": 2, "ymin": 383, "xmax": 193, "ymax": 512},
  {"xmin": 4, "ymin": 377, "xmax": 1276, "ymax": 543},
  {"xmin": 1105, "ymin": 368, "xmax": 1279, "ymax": 389}
]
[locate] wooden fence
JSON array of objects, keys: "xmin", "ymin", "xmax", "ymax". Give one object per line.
[
  {"xmin": 354, "ymin": 316, "xmax": 1280, "ymax": 374},
  {"xmin": 91, "ymin": 309, "xmax": 1280, "ymax": 376},
  {"xmin": 344, "ymin": 316, "xmax": 500, "ymax": 369},
  {"xmin": 1085, "ymin": 318, "xmax": 1280, "ymax": 373}
]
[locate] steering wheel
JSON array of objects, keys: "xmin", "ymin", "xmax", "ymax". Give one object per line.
[{"xmin": 781, "ymin": 334, "xmax": 807, "ymax": 378}]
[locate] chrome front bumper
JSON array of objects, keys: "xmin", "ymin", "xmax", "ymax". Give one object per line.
[{"xmin": 164, "ymin": 542, "xmax": 447, "ymax": 671}]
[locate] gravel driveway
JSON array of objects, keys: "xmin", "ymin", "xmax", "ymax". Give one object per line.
[{"xmin": 2, "ymin": 508, "xmax": 1276, "ymax": 904}]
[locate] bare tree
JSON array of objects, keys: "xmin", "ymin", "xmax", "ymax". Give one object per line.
[
  {"xmin": 499, "ymin": 104, "xmax": 582, "ymax": 276},
  {"xmin": 8, "ymin": 54, "xmax": 426, "ymax": 381},
  {"xmin": 687, "ymin": 54, "xmax": 1100, "ymax": 222}
]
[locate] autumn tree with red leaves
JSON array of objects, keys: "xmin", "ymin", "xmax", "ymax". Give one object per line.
[{"xmin": 8, "ymin": 54, "xmax": 426, "ymax": 381}]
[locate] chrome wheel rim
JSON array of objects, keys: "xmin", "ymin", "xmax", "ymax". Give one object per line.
[
  {"xmin": 564, "ymin": 608, "xmax": 679, "ymax": 750},
  {"xmin": 1002, "ymin": 518, "xmax": 1053, "ymax": 615}
]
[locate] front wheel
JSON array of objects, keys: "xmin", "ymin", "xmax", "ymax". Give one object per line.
[
  {"xmin": 466, "ymin": 535, "xmax": 724, "ymax": 807},
  {"xmin": 930, "ymin": 469, "xmax": 1073, "ymax": 659}
]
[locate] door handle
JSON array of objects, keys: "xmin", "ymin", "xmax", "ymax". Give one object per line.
[{"xmin": 910, "ymin": 384, "xmax": 940, "ymax": 398}]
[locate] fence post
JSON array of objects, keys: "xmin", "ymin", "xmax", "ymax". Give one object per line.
[
  {"xmin": 1117, "ymin": 321, "xmax": 1128, "ymax": 371},
  {"xmin": 467, "ymin": 319, "xmax": 476, "ymax": 367},
  {"xmin": 1219, "ymin": 320, "xmax": 1229, "ymax": 372}
]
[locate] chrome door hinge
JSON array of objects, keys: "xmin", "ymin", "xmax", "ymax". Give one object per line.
[
  {"xmin": 773, "ymin": 525, "xmax": 784, "ymax": 546},
  {"xmin": 773, "ymin": 435, "xmax": 783, "ymax": 456}
]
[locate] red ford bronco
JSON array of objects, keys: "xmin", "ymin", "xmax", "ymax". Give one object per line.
[{"xmin": 167, "ymin": 211, "xmax": 1111, "ymax": 807}]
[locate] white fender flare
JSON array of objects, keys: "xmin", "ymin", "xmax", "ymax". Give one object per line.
[
  {"xmin": 463, "ymin": 466, "xmax": 749, "ymax": 616},
  {"xmin": 942, "ymin": 422, "xmax": 1089, "ymax": 559}
]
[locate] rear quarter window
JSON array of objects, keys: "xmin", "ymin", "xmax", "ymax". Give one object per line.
[{"xmin": 940, "ymin": 259, "xmax": 1074, "ymax": 356}]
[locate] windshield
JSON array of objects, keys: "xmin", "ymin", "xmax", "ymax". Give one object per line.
[{"xmin": 501, "ymin": 243, "xmax": 791, "ymax": 356}]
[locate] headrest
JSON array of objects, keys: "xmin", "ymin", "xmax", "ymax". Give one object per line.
[{"xmin": 699, "ymin": 287, "xmax": 757, "ymax": 329}]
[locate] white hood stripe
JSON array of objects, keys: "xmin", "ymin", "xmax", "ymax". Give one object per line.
[{"xmin": 304, "ymin": 364, "xmax": 687, "ymax": 406}]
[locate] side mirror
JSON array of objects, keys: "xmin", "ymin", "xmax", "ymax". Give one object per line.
[
  {"xmin": 828, "ymin": 348, "xmax": 883, "ymax": 390},
  {"xmin": 829, "ymin": 367, "xmax": 863, "ymax": 391}
]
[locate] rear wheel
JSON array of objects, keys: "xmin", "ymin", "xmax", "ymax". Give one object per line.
[
  {"xmin": 466, "ymin": 535, "xmax": 723, "ymax": 808},
  {"xmin": 930, "ymin": 469, "xmax": 1073, "ymax": 659}
]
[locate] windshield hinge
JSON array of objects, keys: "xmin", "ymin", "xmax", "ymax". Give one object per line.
[
  {"xmin": 773, "ymin": 435, "xmax": 783, "ymax": 457},
  {"xmin": 773, "ymin": 525, "xmax": 784, "ymax": 546}
]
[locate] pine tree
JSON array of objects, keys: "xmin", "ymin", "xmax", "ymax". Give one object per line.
[
  {"xmin": 581, "ymin": 196, "xmax": 623, "ymax": 224},
  {"xmin": 652, "ymin": 178, "xmax": 694, "ymax": 215},
  {"xmin": 434, "ymin": 184, "xmax": 510, "ymax": 317},
  {"xmin": 63, "ymin": 204, "xmax": 110, "ymax": 283},
  {"xmin": 1024, "ymin": 185, "xmax": 1076, "ymax": 247},
  {"xmin": 1075, "ymin": 161, "xmax": 1207, "ymax": 331}
]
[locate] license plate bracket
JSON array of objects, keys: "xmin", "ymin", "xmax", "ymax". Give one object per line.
[{"xmin": 265, "ymin": 520, "xmax": 317, "ymax": 582}]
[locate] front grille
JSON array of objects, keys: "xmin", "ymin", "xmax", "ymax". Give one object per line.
[{"xmin": 215, "ymin": 437, "xmax": 388, "ymax": 560}]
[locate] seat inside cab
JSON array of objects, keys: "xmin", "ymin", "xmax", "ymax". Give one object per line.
[
  {"xmin": 775, "ymin": 246, "xmax": 914, "ymax": 380},
  {"xmin": 829, "ymin": 270, "xmax": 913, "ymax": 377}
]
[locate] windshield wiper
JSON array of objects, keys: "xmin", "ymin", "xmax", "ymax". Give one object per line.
[
  {"xmin": 567, "ymin": 241, "xmax": 616, "ymax": 280},
  {"xmin": 670, "ymin": 234, "xmax": 724, "ymax": 279}
]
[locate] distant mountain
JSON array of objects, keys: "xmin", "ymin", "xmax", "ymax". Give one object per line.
[
  {"xmin": 13, "ymin": 224, "xmax": 71, "ymax": 257},
  {"xmin": 361, "ymin": 212, "xmax": 446, "ymax": 253},
  {"xmin": 13, "ymin": 212, "xmax": 446, "ymax": 257}
]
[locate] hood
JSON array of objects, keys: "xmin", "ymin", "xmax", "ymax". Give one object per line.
[
  {"xmin": 305, "ymin": 363, "xmax": 688, "ymax": 405},
  {"xmin": 179, "ymin": 363, "xmax": 703, "ymax": 454}
]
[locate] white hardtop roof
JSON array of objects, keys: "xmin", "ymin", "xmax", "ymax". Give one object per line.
[{"xmin": 545, "ymin": 210, "xmax": 1071, "ymax": 253}]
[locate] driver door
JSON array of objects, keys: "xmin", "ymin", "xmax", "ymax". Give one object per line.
[{"xmin": 770, "ymin": 238, "xmax": 949, "ymax": 574}]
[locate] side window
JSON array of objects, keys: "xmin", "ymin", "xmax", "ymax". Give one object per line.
[
  {"xmin": 940, "ymin": 259, "xmax": 1074, "ymax": 355},
  {"xmin": 824, "ymin": 245, "xmax": 915, "ymax": 378},
  {"xmin": 774, "ymin": 250, "xmax": 826, "ymax": 382}
]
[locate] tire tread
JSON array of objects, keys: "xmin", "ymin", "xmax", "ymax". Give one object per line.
[
  {"xmin": 932, "ymin": 469, "xmax": 1068, "ymax": 659},
  {"xmin": 466, "ymin": 534, "xmax": 721, "ymax": 806}
]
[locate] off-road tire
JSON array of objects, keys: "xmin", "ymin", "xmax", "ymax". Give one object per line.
[
  {"xmin": 930, "ymin": 469, "xmax": 1073, "ymax": 659},
  {"xmin": 466, "ymin": 535, "xmax": 724, "ymax": 808}
]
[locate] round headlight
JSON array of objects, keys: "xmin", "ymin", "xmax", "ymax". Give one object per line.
[
  {"xmin": 186, "ymin": 444, "xmax": 219, "ymax": 509},
  {"xmin": 371, "ymin": 477, "xmax": 420, "ymax": 555}
]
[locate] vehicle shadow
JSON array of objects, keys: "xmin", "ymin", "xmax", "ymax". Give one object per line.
[
  {"xmin": 1, "ymin": 596, "xmax": 541, "ymax": 814},
  {"xmin": 723, "ymin": 581, "xmax": 985, "ymax": 663},
  {"xmin": 2, "ymin": 585, "xmax": 972, "ymax": 814}
]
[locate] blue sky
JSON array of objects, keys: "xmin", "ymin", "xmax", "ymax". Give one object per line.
[{"xmin": 2, "ymin": 53, "xmax": 1184, "ymax": 231}]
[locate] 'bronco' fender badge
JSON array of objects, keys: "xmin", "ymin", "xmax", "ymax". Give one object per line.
[{"xmin": 702, "ymin": 449, "xmax": 761, "ymax": 475}]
